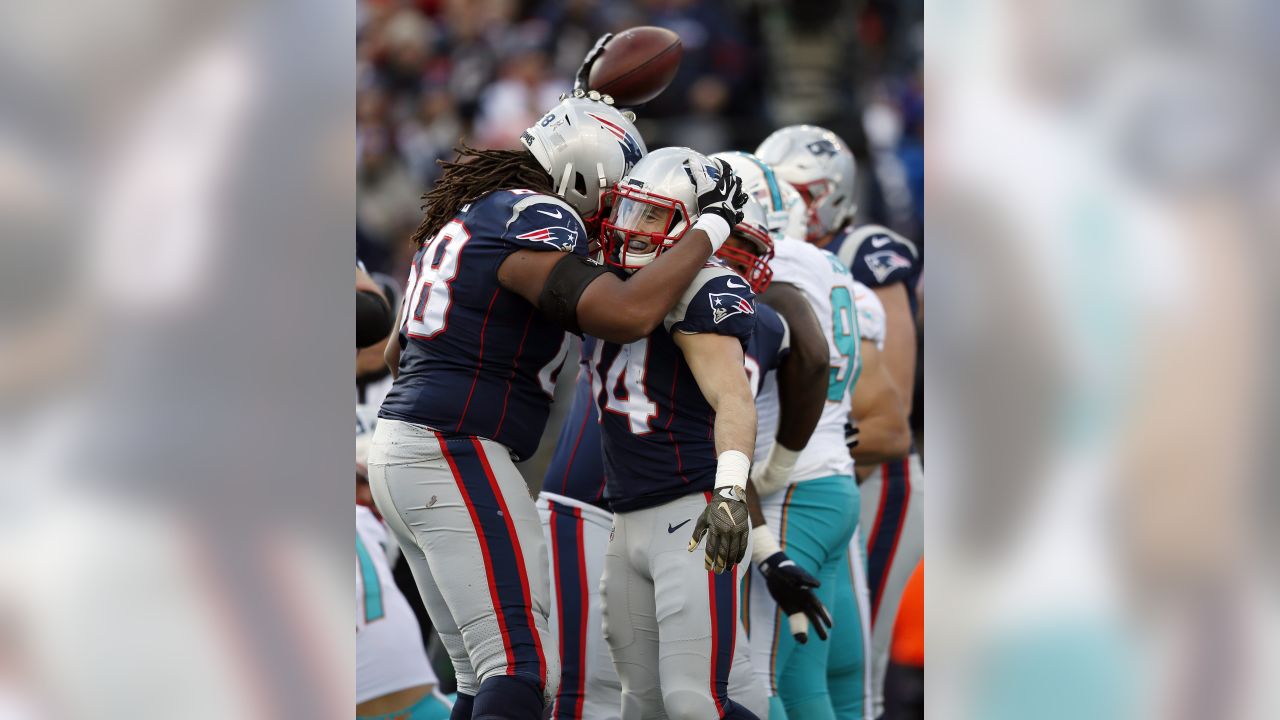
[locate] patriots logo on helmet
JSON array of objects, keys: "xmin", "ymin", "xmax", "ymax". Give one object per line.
[
  {"xmin": 587, "ymin": 112, "xmax": 643, "ymax": 169},
  {"xmin": 865, "ymin": 249, "xmax": 912, "ymax": 283},
  {"xmin": 516, "ymin": 224, "xmax": 579, "ymax": 252},
  {"xmin": 807, "ymin": 139, "xmax": 838, "ymax": 157},
  {"xmin": 708, "ymin": 292, "xmax": 755, "ymax": 324}
]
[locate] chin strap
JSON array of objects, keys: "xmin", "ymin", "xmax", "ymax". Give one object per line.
[{"xmin": 556, "ymin": 163, "xmax": 575, "ymax": 202}]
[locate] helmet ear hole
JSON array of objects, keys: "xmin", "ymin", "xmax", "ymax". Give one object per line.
[{"xmin": 574, "ymin": 173, "xmax": 587, "ymax": 196}]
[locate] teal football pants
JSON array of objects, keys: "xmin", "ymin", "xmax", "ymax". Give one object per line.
[
  {"xmin": 827, "ymin": 526, "xmax": 873, "ymax": 720},
  {"xmin": 744, "ymin": 476, "xmax": 860, "ymax": 720},
  {"xmin": 357, "ymin": 688, "xmax": 453, "ymax": 720}
]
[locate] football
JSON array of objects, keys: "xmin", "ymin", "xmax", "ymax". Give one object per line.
[{"xmin": 588, "ymin": 26, "xmax": 683, "ymax": 106}]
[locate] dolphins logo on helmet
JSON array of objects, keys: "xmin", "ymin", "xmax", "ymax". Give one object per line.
[{"xmin": 806, "ymin": 139, "xmax": 839, "ymax": 157}]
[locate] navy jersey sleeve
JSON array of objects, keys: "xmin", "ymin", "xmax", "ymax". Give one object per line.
[
  {"xmin": 455, "ymin": 190, "xmax": 590, "ymax": 278},
  {"xmin": 755, "ymin": 304, "xmax": 790, "ymax": 374},
  {"xmin": 664, "ymin": 265, "xmax": 757, "ymax": 344},
  {"xmin": 833, "ymin": 224, "xmax": 920, "ymax": 288},
  {"xmin": 497, "ymin": 191, "xmax": 589, "ymax": 256}
]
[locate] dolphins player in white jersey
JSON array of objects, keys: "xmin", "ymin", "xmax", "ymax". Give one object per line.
[
  {"xmin": 828, "ymin": 281, "xmax": 913, "ymax": 720},
  {"xmin": 712, "ymin": 151, "xmax": 867, "ymax": 720},
  {"xmin": 757, "ymin": 127, "xmax": 922, "ymax": 718}
]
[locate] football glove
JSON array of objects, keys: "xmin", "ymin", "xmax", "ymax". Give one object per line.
[
  {"xmin": 697, "ymin": 159, "xmax": 749, "ymax": 228},
  {"xmin": 758, "ymin": 551, "xmax": 832, "ymax": 644},
  {"xmin": 573, "ymin": 33, "xmax": 615, "ymax": 93},
  {"xmin": 688, "ymin": 485, "xmax": 750, "ymax": 574}
]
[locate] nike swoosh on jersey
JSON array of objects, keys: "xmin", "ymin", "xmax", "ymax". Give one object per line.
[
  {"xmin": 668, "ymin": 518, "xmax": 692, "ymax": 533},
  {"xmin": 870, "ymin": 236, "xmax": 891, "ymax": 247},
  {"xmin": 725, "ymin": 279, "xmax": 749, "ymax": 289},
  {"xmin": 537, "ymin": 208, "xmax": 564, "ymax": 218}
]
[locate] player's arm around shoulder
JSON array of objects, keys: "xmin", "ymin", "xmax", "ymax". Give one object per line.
[
  {"xmin": 497, "ymin": 223, "xmax": 724, "ymax": 344},
  {"xmin": 499, "ymin": 160, "xmax": 748, "ymax": 343}
]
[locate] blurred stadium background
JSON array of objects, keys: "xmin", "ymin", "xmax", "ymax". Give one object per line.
[
  {"xmin": 354, "ymin": 0, "xmax": 926, "ymax": 695},
  {"xmin": 355, "ymin": 0, "xmax": 923, "ymax": 283},
  {"xmin": 1, "ymin": 0, "xmax": 1276, "ymax": 716}
]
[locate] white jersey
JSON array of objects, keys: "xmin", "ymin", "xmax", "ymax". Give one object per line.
[
  {"xmin": 758, "ymin": 237, "xmax": 861, "ymax": 482},
  {"xmin": 853, "ymin": 281, "xmax": 886, "ymax": 351},
  {"xmin": 356, "ymin": 505, "xmax": 437, "ymax": 703}
]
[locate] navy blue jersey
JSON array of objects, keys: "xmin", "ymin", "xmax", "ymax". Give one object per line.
[
  {"xmin": 745, "ymin": 303, "xmax": 789, "ymax": 396},
  {"xmin": 592, "ymin": 262, "xmax": 758, "ymax": 512},
  {"xmin": 543, "ymin": 303, "xmax": 786, "ymax": 510},
  {"xmin": 379, "ymin": 189, "xmax": 582, "ymax": 461},
  {"xmin": 541, "ymin": 338, "xmax": 608, "ymax": 508},
  {"xmin": 829, "ymin": 224, "xmax": 921, "ymax": 315}
]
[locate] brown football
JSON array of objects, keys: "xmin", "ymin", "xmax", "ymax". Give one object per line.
[{"xmin": 587, "ymin": 26, "xmax": 683, "ymax": 106}]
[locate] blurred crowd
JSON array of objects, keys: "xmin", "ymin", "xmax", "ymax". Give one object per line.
[{"xmin": 357, "ymin": 0, "xmax": 924, "ymax": 279}]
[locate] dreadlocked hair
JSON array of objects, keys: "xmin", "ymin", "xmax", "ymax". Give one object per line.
[{"xmin": 411, "ymin": 144, "xmax": 557, "ymax": 246}]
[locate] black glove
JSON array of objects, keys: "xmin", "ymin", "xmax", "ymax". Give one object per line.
[
  {"xmin": 688, "ymin": 485, "xmax": 750, "ymax": 574},
  {"xmin": 758, "ymin": 551, "xmax": 832, "ymax": 643},
  {"xmin": 697, "ymin": 159, "xmax": 749, "ymax": 228},
  {"xmin": 844, "ymin": 420, "xmax": 860, "ymax": 450},
  {"xmin": 574, "ymin": 33, "xmax": 615, "ymax": 92}
]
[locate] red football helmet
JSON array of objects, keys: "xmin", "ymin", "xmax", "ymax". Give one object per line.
[{"xmin": 715, "ymin": 198, "xmax": 774, "ymax": 292}]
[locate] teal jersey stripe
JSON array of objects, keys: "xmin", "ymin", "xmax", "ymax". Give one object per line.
[
  {"xmin": 356, "ymin": 533, "xmax": 385, "ymax": 622},
  {"xmin": 744, "ymin": 154, "xmax": 784, "ymax": 211}
]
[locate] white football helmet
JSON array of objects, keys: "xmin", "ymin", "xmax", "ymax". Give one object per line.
[
  {"xmin": 716, "ymin": 197, "xmax": 775, "ymax": 292},
  {"xmin": 600, "ymin": 147, "xmax": 722, "ymax": 270},
  {"xmin": 709, "ymin": 151, "xmax": 806, "ymax": 243},
  {"xmin": 520, "ymin": 97, "xmax": 647, "ymax": 222},
  {"xmin": 755, "ymin": 125, "xmax": 857, "ymax": 243}
]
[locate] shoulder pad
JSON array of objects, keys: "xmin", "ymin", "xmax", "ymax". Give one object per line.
[
  {"xmin": 665, "ymin": 264, "xmax": 755, "ymax": 333},
  {"xmin": 504, "ymin": 192, "xmax": 581, "ymax": 227},
  {"xmin": 834, "ymin": 224, "xmax": 918, "ymax": 263},
  {"xmin": 838, "ymin": 224, "xmax": 919, "ymax": 286}
]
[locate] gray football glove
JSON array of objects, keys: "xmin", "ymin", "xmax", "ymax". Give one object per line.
[{"xmin": 688, "ymin": 485, "xmax": 750, "ymax": 574}]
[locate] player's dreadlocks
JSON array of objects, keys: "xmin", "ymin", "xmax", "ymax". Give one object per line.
[{"xmin": 411, "ymin": 144, "xmax": 557, "ymax": 246}]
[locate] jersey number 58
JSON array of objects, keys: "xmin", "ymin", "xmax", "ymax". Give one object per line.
[{"xmin": 403, "ymin": 220, "xmax": 471, "ymax": 339}]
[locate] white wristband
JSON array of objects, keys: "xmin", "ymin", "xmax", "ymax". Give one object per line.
[
  {"xmin": 766, "ymin": 444, "xmax": 801, "ymax": 481},
  {"xmin": 714, "ymin": 450, "xmax": 750, "ymax": 491},
  {"xmin": 693, "ymin": 213, "xmax": 732, "ymax": 252},
  {"xmin": 752, "ymin": 443, "xmax": 802, "ymax": 497},
  {"xmin": 751, "ymin": 525, "xmax": 781, "ymax": 565}
]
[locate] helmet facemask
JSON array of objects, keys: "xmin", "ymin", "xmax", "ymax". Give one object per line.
[
  {"xmin": 791, "ymin": 178, "xmax": 835, "ymax": 243},
  {"xmin": 600, "ymin": 183, "xmax": 692, "ymax": 271},
  {"xmin": 716, "ymin": 217, "xmax": 775, "ymax": 293}
]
